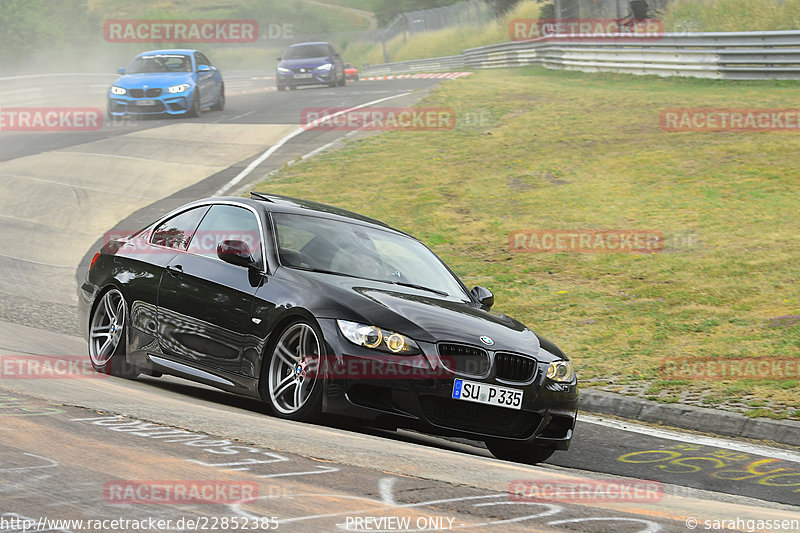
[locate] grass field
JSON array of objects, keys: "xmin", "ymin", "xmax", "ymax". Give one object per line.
[
  {"xmin": 255, "ymin": 68, "xmax": 800, "ymax": 419},
  {"xmin": 343, "ymin": 0, "xmax": 546, "ymax": 67},
  {"xmin": 341, "ymin": 0, "xmax": 800, "ymax": 68}
]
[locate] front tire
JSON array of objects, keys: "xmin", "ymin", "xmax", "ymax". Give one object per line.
[
  {"xmin": 212, "ymin": 84, "xmax": 225, "ymax": 111},
  {"xmin": 187, "ymin": 92, "xmax": 202, "ymax": 117},
  {"xmin": 261, "ymin": 320, "xmax": 324, "ymax": 422},
  {"xmin": 486, "ymin": 441, "xmax": 556, "ymax": 465},
  {"xmin": 88, "ymin": 289, "xmax": 139, "ymax": 378}
]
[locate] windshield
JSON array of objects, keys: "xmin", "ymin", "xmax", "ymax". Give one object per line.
[
  {"xmin": 273, "ymin": 213, "xmax": 467, "ymax": 298},
  {"xmin": 127, "ymin": 54, "xmax": 192, "ymax": 73},
  {"xmin": 283, "ymin": 44, "xmax": 330, "ymax": 60}
]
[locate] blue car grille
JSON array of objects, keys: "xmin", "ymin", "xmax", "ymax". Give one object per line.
[
  {"xmin": 129, "ymin": 88, "xmax": 162, "ymax": 98},
  {"xmin": 128, "ymin": 102, "xmax": 166, "ymax": 113}
]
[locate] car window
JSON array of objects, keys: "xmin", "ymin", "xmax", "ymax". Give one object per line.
[
  {"xmin": 187, "ymin": 204, "xmax": 262, "ymax": 263},
  {"xmin": 273, "ymin": 213, "xmax": 467, "ymax": 298},
  {"xmin": 150, "ymin": 206, "xmax": 208, "ymax": 250},
  {"xmin": 128, "ymin": 54, "xmax": 191, "ymax": 73},
  {"xmin": 196, "ymin": 52, "xmax": 212, "ymax": 68},
  {"xmin": 283, "ymin": 44, "xmax": 330, "ymax": 59}
]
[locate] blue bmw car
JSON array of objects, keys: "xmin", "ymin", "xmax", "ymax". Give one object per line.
[
  {"xmin": 276, "ymin": 42, "xmax": 346, "ymax": 91},
  {"xmin": 108, "ymin": 49, "xmax": 224, "ymax": 118}
]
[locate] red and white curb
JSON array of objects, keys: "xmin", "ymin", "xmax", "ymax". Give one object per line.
[
  {"xmin": 362, "ymin": 72, "xmax": 472, "ymax": 81},
  {"xmin": 226, "ymin": 72, "xmax": 473, "ymax": 95}
]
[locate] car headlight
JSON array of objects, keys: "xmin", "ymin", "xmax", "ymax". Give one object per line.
[
  {"xmin": 167, "ymin": 84, "xmax": 191, "ymax": 94},
  {"xmin": 316, "ymin": 63, "xmax": 334, "ymax": 71},
  {"xmin": 277, "ymin": 67, "xmax": 291, "ymax": 73},
  {"xmin": 337, "ymin": 320, "xmax": 419, "ymax": 355},
  {"xmin": 546, "ymin": 361, "xmax": 575, "ymax": 383},
  {"xmin": 110, "ymin": 86, "xmax": 126, "ymax": 95}
]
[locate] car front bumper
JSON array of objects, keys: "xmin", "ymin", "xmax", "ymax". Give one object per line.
[
  {"xmin": 276, "ymin": 71, "xmax": 336, "ymax": 87},
  {"xmin": 107, "ymin": 89, "xmax": 195, "ymax": 116},
  {"xmin": 316, "ymin": 319, "xmax": 578, "ymax": 449}
]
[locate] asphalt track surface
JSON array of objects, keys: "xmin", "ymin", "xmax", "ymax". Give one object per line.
[{"xmin": 0, "ymin": 74, "xmax": 798, "ymax": 532}]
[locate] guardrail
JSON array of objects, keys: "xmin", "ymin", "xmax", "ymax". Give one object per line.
[
  {"xmin": 360, "ymin": 55, "xmax": 466, "ymax": 76},
  {"xmin": 363, "ymin": 30, "xmax": 800, "ymax": 80}
]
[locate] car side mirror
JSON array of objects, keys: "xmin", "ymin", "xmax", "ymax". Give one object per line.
[
  {"xmin": 117, "ymin": 67, "xmax": 126, "ymax": 74},
  {"xmin": 470, "ymin": 286, "xmax": 494, "ymax": 310},
  {"xmin": 197, "ymin": 64, "xmax": 211, "ymax": 72},
  {"xmin": 276, "ymin": 56, "xmax": 282, "ymax": 61},
  {"xmin": 217, "ymin": 240, "xmax": 255, "ymax": 268}
]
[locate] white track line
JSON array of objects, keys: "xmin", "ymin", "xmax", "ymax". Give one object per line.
[
  {"xmin": 580, "ymin": 413, "xmax": 800, "ymax": 463},
  {"xmin": 214, "ymin": 91, "xmax": 412, "ymax": 196}
]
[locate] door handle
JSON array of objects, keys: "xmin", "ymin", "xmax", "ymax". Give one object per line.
[{"xmin": 166, "ymin": 264, "xmax": 183, "ymax": 276}]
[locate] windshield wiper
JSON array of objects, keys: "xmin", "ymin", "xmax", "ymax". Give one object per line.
[
  {"xmin": 390, "ymin": 281, "xmax": 448, "ymax": 297},
  {"xmin": 292, "ymin": 266, "xmax": 360, "ymax": 279}
]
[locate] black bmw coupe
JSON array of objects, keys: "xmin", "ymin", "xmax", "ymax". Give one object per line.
[{"xmin": 80, "ymin": 193, "xmax": 578, "ymax": 464}]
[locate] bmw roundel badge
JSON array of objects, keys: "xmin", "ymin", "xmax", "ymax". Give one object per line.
[{"xmin": 479, "ymin": 335, "xmax": 494, "ymax": 346}]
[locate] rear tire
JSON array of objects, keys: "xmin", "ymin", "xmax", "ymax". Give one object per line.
[
  {"xmin": 88, "ymin": 289, "xmax": 139, "ymax": 378},
  {"xmin": 486, "ymin": 441, "xmax": 556, "ymax": 465}
]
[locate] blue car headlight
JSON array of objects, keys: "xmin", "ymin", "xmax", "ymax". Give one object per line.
[
  {"xmin": 316, "ymin": 63, "xmax": 334, "ymax": 71},
  {"xmin": 167, "ymin": 84, "xmax": 191, "ymax": 94},
  {"xmin": 337, "ymin": 320, "xmax": 420, "ymax": 355},
  {"xmin": 110, "ymin": 86, "xmax": 126, "ymax": 95},
  {"xmin": 277, "ymin": 67, "xmax": 291, "ymax": 73}
]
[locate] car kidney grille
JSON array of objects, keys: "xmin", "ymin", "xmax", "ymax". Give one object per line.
[
  {"xmin": 495, "ymin": 353, "xmax": 537, "ymax": 382},
  {"xmin": 438, "ymin": 343, "xmax": 489, "ymax": 376},
  {"xmin": 420, "ymin": 395, "xmax": 539, "ymax": 438},
  {"xmin": 129, "ymin": 88, "xmax": 162, "ymax": 98}
]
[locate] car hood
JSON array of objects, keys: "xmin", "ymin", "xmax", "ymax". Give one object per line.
[
  {"xmin": 278, "ymin": 269, "xmax": 546, "ymax": 358},
  {"xmin": 113, "ymin": 72, "xmax": 194, "ymax": 89},
  {"xmin": 278, "ymin": 57, "xmax": 333, "ymax": 70}
]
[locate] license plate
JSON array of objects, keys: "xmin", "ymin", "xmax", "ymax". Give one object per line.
[
  {"xmin": 294, "ymin": 73, "xmax": 313, "ymax": 79},
  {"xmin": 136, "ymin": 100, "xmax": 157, "ymax": 106},
  {"xmin": 452, "ymin": 379, "xmax": 523, "ymax": 410}
]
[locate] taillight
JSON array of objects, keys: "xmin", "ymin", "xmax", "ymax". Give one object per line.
[{"xmin": 89, "ymin": 251, "xmax": 101, "ymax": 270}]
